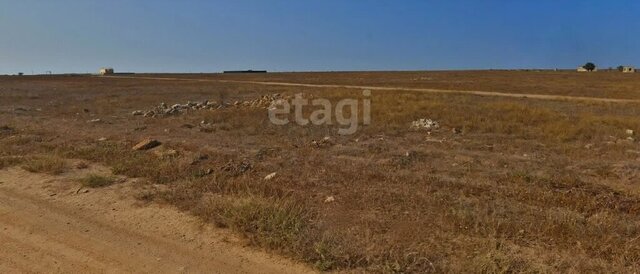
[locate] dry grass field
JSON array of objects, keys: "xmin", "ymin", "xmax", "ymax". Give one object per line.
[{"xmin": 2, "ymin": 71, "xmax": 640, "ymax": 272}]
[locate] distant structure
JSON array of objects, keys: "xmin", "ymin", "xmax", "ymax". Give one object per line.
[
  {"xmin": 99, "ymin": 67, "xmax": 114, "ymax": 75},
  {"xmin": 223, "ymin": 70, "xmax": 267, "ymax": 74},
  {"xmin": 577, "ymin": 66, "xmax": 597, "ymax": 72},
  {"xmin": 620, "ymin": 66, "xmax": 636, "ymax": 73}
]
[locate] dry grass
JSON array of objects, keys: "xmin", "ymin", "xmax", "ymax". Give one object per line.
[
  {"xmin": 78, "ymin": 174, "xmax": 117, "ymax": 188},
  {"xmin": 21, "ymin": 156, "xmax": 68, "ymax": 175},
  {"xmin": 1, "ymin": 73, "xmax": 640, "ymax": 272}
]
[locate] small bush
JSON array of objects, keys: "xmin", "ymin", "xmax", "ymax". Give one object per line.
[
  {"xmin": 79, "ymin": 174, "xmax": 116, "ymax": 188},
  {"xmin": 0, "ymin": 156, "xmax": 24, "ymax": 169}
]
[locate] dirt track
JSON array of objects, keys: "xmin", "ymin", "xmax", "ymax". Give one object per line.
[
  {"xmin": 0, "ymin": 167, "xmax": 312, "ymax": 274},
  {"xmin": 102, "ymin": 75, "xmax": 640, "ymax": 104}
]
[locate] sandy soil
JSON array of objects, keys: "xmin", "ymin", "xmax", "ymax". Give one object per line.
[{"xmin": 0, "ymin": 166, "xmax": 313, "ymax": 274}]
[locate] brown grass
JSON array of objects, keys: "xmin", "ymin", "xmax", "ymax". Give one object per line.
[
  {"xmin": 78, "ymin": 174, "xmax": 117, "ymax": 188},
  {"xmin": 1, "ymin": 72, "xmax": 640, "ymax": 272},
  {"xmin": 21, "ymin": 156, "xmax": 68, "ymax": 175}
]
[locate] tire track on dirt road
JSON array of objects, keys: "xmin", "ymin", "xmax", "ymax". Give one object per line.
[{"xmin": 100, "ymin": 75, "xmax": 640, "ymax": 104}]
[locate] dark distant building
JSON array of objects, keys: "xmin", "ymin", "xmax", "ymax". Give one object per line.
[{"xmin": 223, "ymin": 70, "xmax": 267, "ymax": 74}]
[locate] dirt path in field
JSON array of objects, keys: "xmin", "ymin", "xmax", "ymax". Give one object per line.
[
  {"xmin": 102, "ymin": 75, "xmax": 640, "ymax": 104},
  {"xmin": 0, "ymin": 167, "xmax": 313, "ymax": 274}
]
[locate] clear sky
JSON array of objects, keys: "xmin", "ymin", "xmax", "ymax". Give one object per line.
[{"xmin": 0, "ymin": 0, "xmax": 638, "ymax": 74}]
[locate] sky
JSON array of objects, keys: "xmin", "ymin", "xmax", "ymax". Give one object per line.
[{"xmin": 0, "ymin": 0, "xmax": 638, "ymax": 74}]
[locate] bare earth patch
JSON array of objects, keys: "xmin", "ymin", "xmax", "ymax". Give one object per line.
[{"xmin": 0, "ymin": 166, "xmax": 311, "ymax": 273}]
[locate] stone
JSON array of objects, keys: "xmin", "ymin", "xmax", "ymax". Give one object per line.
[
  {"xmin": 87, "ymin": 118, "xmax": 102, "ymax": 123},
  {"xmin": 264, "ymin": 172, "xmax": 277, "ymax": 180},
  {"xmin": 324, "ymin": 196, "xmax": 335, "ymax": 203},
  {"xmin": 132, "ymin": 110, "xmax": 144, "ymax": 116},
  {"xmin": 626, "ymin": 129, "xmax": 635, "ymax": 136},
  {"xmin": 132, "ymin": 138, "xmax": 161, "ymax": 150},
  {"xmin": 410, "ymin": 118, "xmax": 440, "ymax": 131}
]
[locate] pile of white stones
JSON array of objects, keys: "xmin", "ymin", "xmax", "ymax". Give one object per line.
[
  {"xmin": 132, "ymin": 94, "xmax": 286, "ymax": 117},
  {"xmin": 410, "ymin": 118, "xmax": 440, "ymax": 131}
]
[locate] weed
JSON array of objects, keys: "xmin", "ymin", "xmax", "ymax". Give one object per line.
[
  {"xmin": 79, "ymin": 174, "xmax": 117, "ymax": 188},
  {"xmin": 22, "ymin": 156, "xmax": 67, "ymax": 175}
]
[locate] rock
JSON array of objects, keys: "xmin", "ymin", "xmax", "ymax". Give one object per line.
[
  {"xmin": 312, "ymin": 136, "xmax": 333, "ymax": 148},
  {"xmin": 132, "ymin": 138, "xmax": 161, "ymax": 150},
  {"xmin": 154, "ymin": 148, "xmax": 178, "ymax": 158},
  {"xmin": 410, "ymin": 118, "xmax": 440, "ymax": 131},
  {"xmin": 97, "ymin": 137, "xmax": 107, "ymax": 142},
  {"xmin": 324, "ymin": 196, "xmax": 335, "ymax": 203},
  {"xmin": 87, "ymin": 118, "xmax": 102, "ymax": 123},
  {"xmin": 626, "ymin": 129, "xmax": 635, "ymax": 136},
  {"xmin": 264, "ymin": 172, "xmax": 277, "ymax": 180},
  {"xmin": 452, "ymin": 127, "xmax": 462, "ymax": 134},
  {"xmin": 132, "ymin": 110, "xmax": 144, "ymax": 116}
]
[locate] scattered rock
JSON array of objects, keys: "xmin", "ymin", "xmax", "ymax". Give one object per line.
[
  {"xmin": 87, "ymin": 118, "xmax": 102, "ymax": 123},
  {"xmin": 312, "ymin": 136, "xmax": 333, "ymax": 148},
  {"xmin": 452, "ymin": 127, "xmax": 462, "ymax": 134},
  {"xmin": 154, "ymin": 148, "xmax": 178, "ymax": 158},
  {"xmin": 324, "ymin": 196, "xmax": 335, "ymax": 203},
  {"xmin": 132, "ymin": 138, "xmax": 161, "ymax": 150},
  {"xmin": 221, "ymin": 160, "xmax": 252, "ymax": 176},
  {"xmin": 132, "ymin": 110, "xmax": 144, "ymax": 116},
  {"xmin": 264, "ymin": 172, "xmax": 277, "ymax": 180},
  {"xmin": 137, "ymin": 94, "xmax": 286, "ymax": 118},
  {"xmin": 411, "ymin": 118, "xmax": 440, "ymax": 131}
]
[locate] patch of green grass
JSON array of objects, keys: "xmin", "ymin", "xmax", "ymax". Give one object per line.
[
  {"xmin": 22, "ymin": 156, "xmax": 67, "ymax": 175},
  {"xmin": 79, "ymin": 174, "xmax": 117, "ymax": 188}
]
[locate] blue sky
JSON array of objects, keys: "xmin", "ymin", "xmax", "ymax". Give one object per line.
[{"xmin": 0, "ymin": 1, "xmax": 638, "ymax": 74}]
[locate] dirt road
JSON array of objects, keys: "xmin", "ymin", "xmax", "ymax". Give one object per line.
[
  {"xmin": 102, "ymin": 75, "xmax": 640, "ymax": 104},
  {"xmin": 0, "ymin": 167, "xmax": 312, "ymax": 274}
]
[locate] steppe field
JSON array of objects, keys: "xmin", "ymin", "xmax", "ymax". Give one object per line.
[{"xmin": 2, "ymin": 70, "xmax": 640, "ymax": 273}]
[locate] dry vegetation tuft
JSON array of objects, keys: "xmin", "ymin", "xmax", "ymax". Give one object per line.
[
  {"xmin": 21, "ymin": 156, "xmax": 68, "ymax": 175},
  {"xmin": 78, "ymin": 174, "xmax": 117, "ymax": 188}
]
